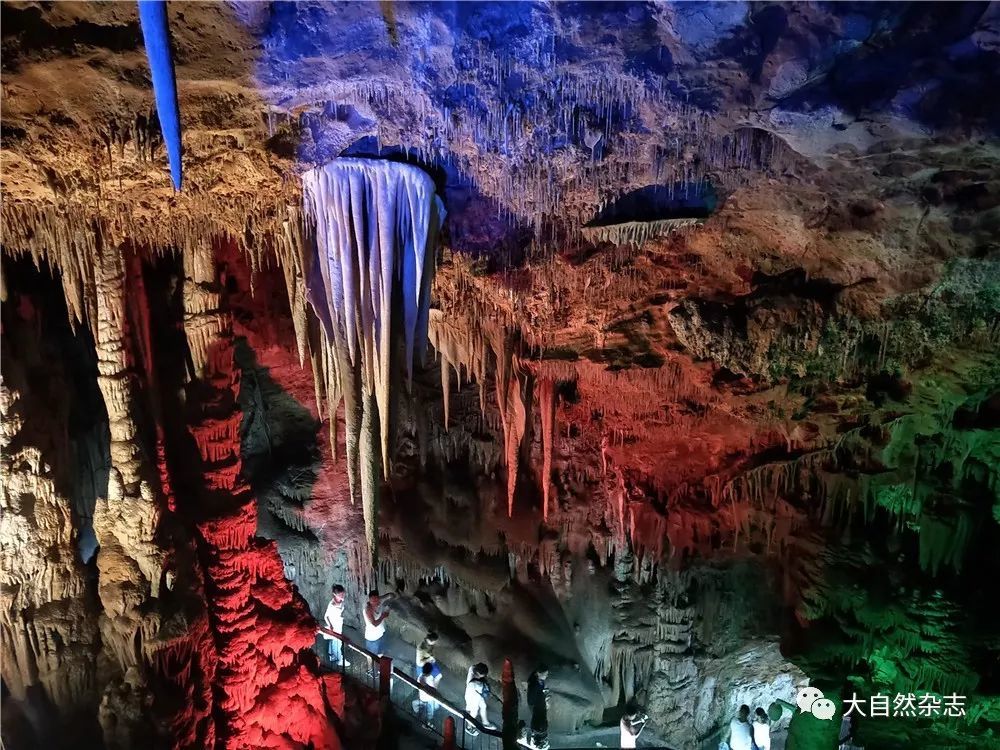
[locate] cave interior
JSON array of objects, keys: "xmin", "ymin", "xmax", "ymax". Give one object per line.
[{"xmin": 1, "ymin": 2, "xmax": 999, "ymax": 750}]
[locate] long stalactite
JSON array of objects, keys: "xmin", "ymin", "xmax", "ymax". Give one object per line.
[{"xmin": 301, "ymin": 158, "xmax": 444, "ymax": 562}]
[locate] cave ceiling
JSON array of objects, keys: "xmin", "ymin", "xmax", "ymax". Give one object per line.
[
  {"xmin": 1, "ymin": 2, "xmax": 999, "ymax": 750},
  {"xmin": 3, "ymin": 0, "xmax": 997, "ymax": 490}
]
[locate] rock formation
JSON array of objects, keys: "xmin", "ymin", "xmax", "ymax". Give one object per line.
[
  {"xmin": 1, "ymin": 306, "xmax": 99, "ymax": 747},
  {"xmin": 301, "ymin": 159, "xmax": 444, "ymax": 560}
]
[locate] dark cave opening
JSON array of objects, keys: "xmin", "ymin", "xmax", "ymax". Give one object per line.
[{"xmin": 586, "ymin": 181, "xmax": 719, "ymax": 228}]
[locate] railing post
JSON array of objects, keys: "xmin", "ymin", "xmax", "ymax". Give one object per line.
[
  {"xmin": 501, "ymin": 658, "xmax": 518, "ymax": 750},
  {"xmin": 442, "ymin": 716, "xmax": 456, "ymax": 750},
  {"xmin": 379, "ymin": 655, "xmax": 393, "ymax": 697}
]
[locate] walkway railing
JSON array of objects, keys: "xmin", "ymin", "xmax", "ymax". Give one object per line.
[
  {"xmin": 317, "ymin": 626, "xmax": 681, "ymax": 750},
  {"xmin": 318, "ymin": 626, "xmax": 507, "ymax": 750}
]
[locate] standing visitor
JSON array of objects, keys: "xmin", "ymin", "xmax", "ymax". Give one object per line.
[
  {"xmin": 465, "ymin": 662, "xmax": 494, "ymax": 735},
  {"xmin": 363, "ymin": 589, "xmax": 390, "ymax": 655},
  {"xmin": 728, "ymin": 705, "xmax": 754, "ymax": 750},
  {"xmin": 526, "ymin": 665, "xmax": 550, "ymax": 749},
  {"xmin": 412, "ymin": 660, "xmax": 442, "ymax": 726},
  {"xmin": 753, "ymin": 707, "xmax": 771, "ymax": 750},
  {"xmin": 619, "ymin": 705, "xmax": 647, "ymax": 748},
  {"xmin": 323, "ymin": 584, "xmax": 349, "ymax": 667}
]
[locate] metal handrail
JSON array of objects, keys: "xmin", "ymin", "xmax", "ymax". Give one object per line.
[
  {"xmin": 317, "ymin": 626, "xmax": 506, "ymax": 748},
  {"xmin": 314, "ymin": 626, "xmax": 688, "ymax": 750},
  {"xmin": 315, "ymin": 627, "xmax": 680, "ymax": 750}
]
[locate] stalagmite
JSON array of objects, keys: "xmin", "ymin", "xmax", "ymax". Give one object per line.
[{"xmin": 302, "ymin": 159, "xmax": 444, "ymax": 559}]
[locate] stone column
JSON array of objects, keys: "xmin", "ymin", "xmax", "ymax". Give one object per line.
[
  {"xmin": 91, "ymin": 243, "xmax": 164, "ymax": 668},
  {"xmin": 91, "ymin": 242, "xmax": 221, "ymax": 749},
  {"xmin": 179, "ymin": 241, "xmax": 339, "ymax": 750}
]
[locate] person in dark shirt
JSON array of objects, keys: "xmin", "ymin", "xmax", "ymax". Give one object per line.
[{"xmin": 526, "ymin": 665, "xmax": 550, "ymax": 749}]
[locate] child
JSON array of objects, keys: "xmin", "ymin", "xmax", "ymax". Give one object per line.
[
  {"xmin": 412, "ymin": 661, "xmax": 442, "ymax": 726},
  {"xmin": 416, "ymin": 631, "xmax": 440, "ymax": 677}
]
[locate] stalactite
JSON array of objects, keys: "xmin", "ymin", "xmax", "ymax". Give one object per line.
[
  {"xmin": 919, "ymin": 509, "xmax": 972, "ymax": 575},
  {"xmin": 441, "ymin": 351, "xmax": 451, "ymax": 429},
  {"xmin": 539, "ymin": 376, "xmax": 556, "ymax": 521},
  {"xmin": 580, "ymin": 217, "xmax": 702, "ymax": 248},
  {"xmin": 427, "ymin": 315, "xmax": 540, "ymax": 517},
  {"xmin": 428, "ymin": 308, "xmax": 490, "ymax": 418},
  {"xmin": 500, "ymin": 357, "xmax": 529, "ymax": 517},
  {"xmin": 137, "ymin": 0, "xmax": 183, "ymax": 190},
  {"xmin": 359, "ymin": 392, "xmax": 382, "ymax": 557},
  {"xmin": 1, "ymin": 193, "xmax": 300, "ymax": 320},
  {"xmin": 302, "ymin": 159, "xmax": 444, "ymax": 560},
  {"xmin": 272, "ymin": 209, "xmax": 313, "ymax": 369}
]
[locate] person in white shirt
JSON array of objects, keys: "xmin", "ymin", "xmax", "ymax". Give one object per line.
[
  {"xmin": 323, "ymin": 584, "xmax": 349, "ymax": 667},
  {"xmin": 363, "ymin": 589, "xmax": 391, "ymax": 655},
  {"xmin": 412, "ymin": 660, "xmax": 442, "ymax": 725},
  {"xmin": 752, "ymin": 707, "xmax": 771, "ymax": 750},
  {"xmin": 464, "ymin": 662, "xmax": 493, "ymax": 735},
  {"xmin": 619, "ymin": 706, "xmax": 647, "ymax": 748},
  {"xmin": 728, "ymin": 705, "xmax": 754, "ymax": 750}
]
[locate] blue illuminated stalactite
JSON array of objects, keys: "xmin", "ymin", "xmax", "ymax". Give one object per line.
[{"xmin": 138, "ymin": 0, "xmax": 183, "ymax": 191}]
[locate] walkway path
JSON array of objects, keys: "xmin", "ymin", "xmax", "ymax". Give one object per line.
[{"xmin": 318, "ymin": 623, "xmax": 675, "ymax": 750}]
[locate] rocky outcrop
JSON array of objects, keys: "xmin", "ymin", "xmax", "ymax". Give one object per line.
[
  {"xmin": 0, "ymin": 353, "xmax": 98, "ymax": 745},
  {"xmin": 178, "ymin": 241, "xmax": 340, "ymax": 750}
]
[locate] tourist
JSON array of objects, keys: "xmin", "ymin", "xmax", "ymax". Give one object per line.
[
  {"xmin": 323, "ymin": 584, "xmax": 349, "ymax": 667},
  {"xmin": 728, "ymin": 705, "xmax": 754, "ymax": 750},
  {"xmin": 412, "ymin": 660, "xmax": 442, "ymax": 726},
  {"xmin": 619, "ymin": 705, "xmax": 647, "ymax": 748},
  {"xmin": 527, "ymin": 665, "xmax": 550, "ymax": 749},
  {"xmin": 752, "ymin": 707, "xmax": 771, "ymax": 750},
  {"xmin": 363, "ymin": 589, "xmax": 390, "ymax": 655},
  {"xmin": 465, "ymin": 662, "xmax": 493, "ymax": 734},
  {"xmin": 416, "ymin": 631, "xmax": 440, "ymax": 677}
]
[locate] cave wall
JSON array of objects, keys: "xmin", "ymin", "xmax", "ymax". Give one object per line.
[{"xmin": 1, "ymin": 267, "xmax": 101, "ymax": 748}]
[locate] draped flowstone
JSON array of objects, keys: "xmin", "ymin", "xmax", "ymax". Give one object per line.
[{"xmin": 302, "ymin": 159, "xmax": 444, "ymax": 562}]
